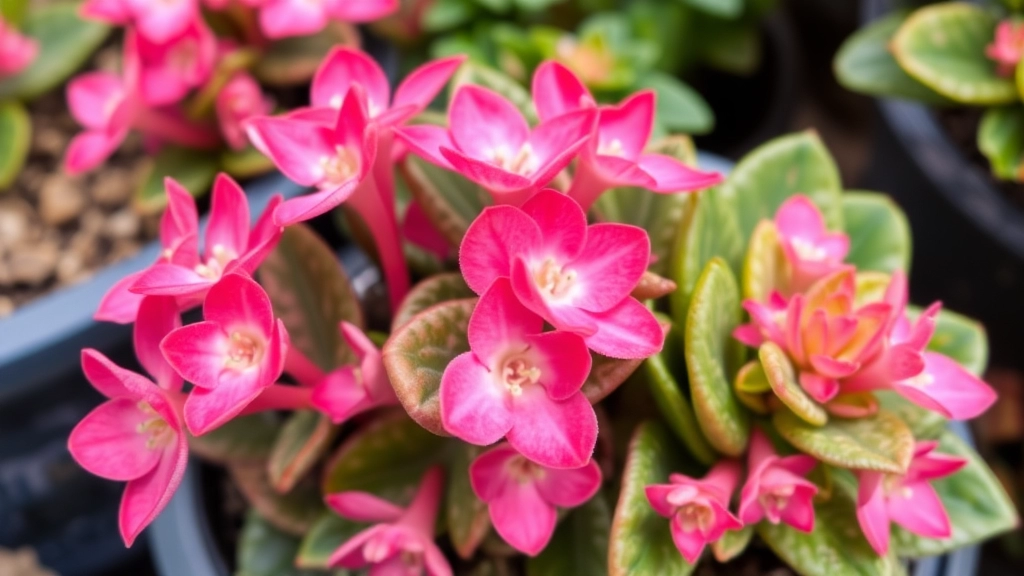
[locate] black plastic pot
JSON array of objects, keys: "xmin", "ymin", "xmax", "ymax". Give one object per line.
[
  {"xmin": 0, "ymin": 174, "xmax": 304, "ymax": 576},
  {"xmin": 858, "ymin": 0, "xmax": 1024, "ymax": 370}
]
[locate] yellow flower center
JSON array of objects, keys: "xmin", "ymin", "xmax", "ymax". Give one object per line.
[
  {"xmin": 501, "ymin": 357, "xmax": 541, "ymax": 396},
  {"xmin": 320, "ymin": 145, "xmax": 360, "ymax": 185},
  {"xmin": 136, "ymin": 401, "xmax": 174, "ymax": 450},
  {"xmin": 533, "ymin": 258, "xmax": 577, "ymax": 300},
  {"xmin": 226, "ymin": 331, "xmax": 263, "ymax": 369},
  {"xmin": 486, "ymin": 143, "xmax": 537, "ymax": 176}
]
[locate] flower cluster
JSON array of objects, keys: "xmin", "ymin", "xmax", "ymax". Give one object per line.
[{"xmin": 0, "ymin": 13, "xmax": 37, "ymax": 79}]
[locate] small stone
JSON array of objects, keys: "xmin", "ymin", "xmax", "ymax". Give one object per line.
[
  {"xmin": 8, "ymin": 239, "xmax": 59, "ymax": 286},
  {"xmin": 38, "ymin": 175, "xmax": 86, "ymax": 226},
  {"xmin": 104, "ymin": 208, "xmax": 140, "ymax": 240},
  {"xmin": 91, "ymin": 168, "xmax": 134, "ymax": 207},
  {"xmin": 80, "ymin": 208, "xmax": 105, "ymax": 235},
  {"xmin": 31, "ymin": 126, "xmax": 66, "ymax": 157},
  {"xmin": 109, "ymin": 239, "xmax": 141, "ymax": 262},
  {"xmin": 0, "ymin": 297, "xmax": 13, "ymax": 318},
  {"xmin": 0, "ymin": 547, "xmax": 57, "ymax": 576},
  {"xmin": 67, "ymin": 231, "xmax": 99, "ymax": 265},
  {"xmin": 0, "ymin": 198, "xmax": 34, "ymax": 246}
]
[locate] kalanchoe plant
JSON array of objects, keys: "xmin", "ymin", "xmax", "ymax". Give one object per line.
[
  {"xmin": 68, "ymin": 40, "xmax": 1013, "ymax": 576},
  {"xmin": 835, "ymin": 1, "xmax": 1024, "ymax": 182}
]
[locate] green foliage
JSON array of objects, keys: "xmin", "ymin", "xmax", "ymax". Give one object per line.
[
  {"xmin": 527, "ymin": 495, "xmax": 610, "ymax": 576},
  {"xmin": 134, "ymin": 146, "xmax": 220, "ymax": 215},
  {"xmin": 928, "ymin": 308, "xmax": 990, "ymax": 376},
  {"xmin": 254, "ymin": 23, "xmax": 355, "ymax": 86},
  {"xmin": 296, "ymin": 512, "xmax": 364, "ymax": 570},
  {"xmin": 841, "ymin": 192, "xmax": 912, "ymax": 274},
  {"xmin": 978, "ymin": 106, "xmax": 1024, "ymax": 181},
  {"xmin": 238, "ymin": 511, "xmax": 337, "ymax": 576},
  {"xmin": 446, "ymin": 444, "xmax": 490, "ymax": 559},
  {"xmin": 399, "ymin": 155, "xmax": 491, "ymax": 248},
  {"xmin": 773, "ymin": 409, "xmax": 915, "ymax": 474},
  {"xmin": 268, "ymin": 411, "xmax": 339, "ymax": 494},
  {"xmin": 392, "ymin": 273, "xmax": 475, "ymax": 331},
  {"xmin": 0, "ymin": 100, "xmax": 29, "ymax": 190},
  {"xmin": 189, "ymin": 413, "xmax": 281, "ymax": 464},
  {"xmin": 759, "ymin": 342, "xmax": 828, "ymax": 426}
]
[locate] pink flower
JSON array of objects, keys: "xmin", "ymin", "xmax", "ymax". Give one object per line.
[
  {"xmin": 987, "ymin": 20, "xmax": 1024, "ymax": 76},
  {"xmin": 134, "ymin": 21, "xmax": 216, "ymax": 107},
  {"xmin": 396, "ymin": 85, "xmax": 597, "ymax": 205},
  {"xmin": 127, "ymin": 174, "xmax": 282, "ymax": 304},
  {"xmin": 774, "ymin": 195, "xmax": 849, "ymax": 294},
  {"xmin": 81, "ymin": 0, "xmax": 200, "ymax": 44},
  {"xmin": 68, "ymin": 296, "xmax": 188, "ymax": 547},
  {"xmin": 256, "ymin": 0, "xmax": 398, "ymax": 39},
  {"xmin": 460, "ymin": 188, "xmax": 663, "ymax": 359},
  {"xmin": 0, "ymin": 15, "xmax": 37, "ymax": 78},
  {"xmin": 216, "ymin": 72, "xmax": 271, "ymax": 150},
  {"xmin": 533, "ymin": 61, "xmax": 722, "ymax": 211},
  {"xmin": 856, "ymin": 441, "xmax": 966, "ymax": 556},
  {"xmin": 310, "ymin": 322, "xmax": 398, "ymax": 423},
  {"xmin": 439, "ymin": 278, "xmax": 597, "ymax": 469},
  {"xmin": 326, "ymin": 467, "xmax": 451, "ymax": 575},
  {"xmin": 160, "ymin": 273, "xmax": 288, "ymax": 435},
  {"xmin": 403, "ymin": 200, "xmax": 451, "ymax": 260},
  {"xmin": 469, "ymin": 443, "xmax": 602, "ymax": 555},
  {"xmin": 738, "ymin": 429, "xmax": 818, "ymax": 532},
  {"xmin": 645, "ymin": 460, "xmax": 743, "ymax": 564}
]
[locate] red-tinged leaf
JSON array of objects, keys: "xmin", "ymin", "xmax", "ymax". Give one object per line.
[{"xmin": 267, "ymin": 410, "xmax": 339, "ymax": 493}]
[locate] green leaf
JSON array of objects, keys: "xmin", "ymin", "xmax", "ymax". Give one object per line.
[
  {"xmin": 392, "ymin": 273, "xmax": 475, "ymax": 331},
  {"xmin": 0, "ymin": 3, "xmax": 109, "ymax": 100},
  {"xmin": 741, "ymin": 220, "xmax": 786, "ymax": 302},
  {"xmin": 451, "ymin": 61, "xmax": 538, "ymax": 124},
  {"xmin": 718, "ymin": 131, "xmax": 843, "ymax": 249},
  {"xmin": 609, "ymin": 422, "xmax": 697, "ymax": 576},
  {"xmin": 758, "ymin": 489, "xmax": 903, "ymax": 576},
  {"xmin": 398, "ymin": 155, "xmax": 491, "ymax": 248},
  {"xmin": 134, "ymin": 146, "xmax": 220, "ymax": 215},
  {"xmin": 833, "ymin": 11, "xmax": 953, "ymax": 104},
  {"xmin": 0, "ymin": 0, "xmax": 28, "ymax": 26},
  {"xmin": 773, "ymin": 409, "xmax": 915, "ymax": 474},
  {"xmin": 893, "ymin": 430, "xmax": 1018, "ymax": 556},
  {"xmin": 382, "ymin": 298, "xmax": 476, "ymax": 436},
  {"xmin": 644, "ymin": 328, "xmax": 717, "ymax": 465},
  {"xmin": 268, "ymin": 411, "xmax": 339, "ymax": 493},
  {"xmin": 684, "ymin": 258, "xmax": 749, "ymax": 457},
  {"xmin": 513, "ymin": 0, "xmax": 566, "ymax": 11},
  {"xmin": 635, "ymin": 73, "xmax": 713, "ymax": 135},
  {"xmin": 528, "ymin": 494, "xmax": 610, "ymax": 576},
  {"xmin": 296, "ymin": 511, "xmax": 365, "ymax": 570},
  {"xmin": 711, "ymin": 525, "xmax": 754, "ymax": 562},
  {"xmin": 447, "ymin": 443, "xmax": 490, "ymax": 559},
  {"xmin": 237, "ymin": 510, "xmax": 327, "ymax": 576},
  {"xmin": 594, "ymin": 136, "xmax": 698, "ymax": 276},
  {"xmin": 684, "ymin": 0, "xmax": 741, "ymax": 19},
  {"xmin": 876, "ymin": 391, "xmax": 947, "ymax": 440},
  {"xmin": 0, "ymin": 100, "xmax": 30, "ymax": 190},
  {"xmin": 189, "ymin": 413, "xmax": 281, "ymax": 464},
  {"xmin": 322, "ymin": 411, "xmax": 451, "ymax": 503},
  {"xmin": 423, "ymin": 0, "xmax": 478, "ymax": 33},
  {"xmin": 231, "ymin": 464, "xmax": 325, "ymax": 536},
  {"xmin": 978, "ymin": 106, "xmax": 1024, "ymax": 181},
  {"xmin": 892, "ymin": 3, "xmax": 1017, "ymax": 105},
  {"xmin": 760, "ymin": 342, "xmax": 828, "ymax": 426},
  {"xmin": 221, "ymin": 146, "xmax": 275, "ymax": 179},
  {"xmin": 928, "ymin": 308, "xmax": 989, "ymax": 376},
  {"xmin": 841, "ymin": 192, "xmax": 912, "ymax": 274},
  {"xmin": 254, "ymin": 23, "xmax": 356, "ymax": 86},
  {"xmin": 695, "ymin": 18, "xmax": 761, "ymax": 76},
  {"xmin": 260, "ymin": 224, "xmax": 364, "ymax": 371}
]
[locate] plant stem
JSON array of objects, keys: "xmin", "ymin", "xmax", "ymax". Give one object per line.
[
  {"xmin": 241, "ymin": 384, "xmax": 314, "ymax": 415},
  {"xmin": 135, "ymin": 107, "xmax": 222, "ymax": 149},
  {"xmin": 566, "ymin": 158, "xmax": 610, "ymax": 213},
  {"xmin": 284, "ymin": 347, "xmax": 326, "ymax": 388},
  {"xmin": 348, "ymin": 168, "xmax": 410, "ymax": 313}
]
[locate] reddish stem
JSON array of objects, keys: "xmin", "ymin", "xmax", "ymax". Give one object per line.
[
  {"xmin": 704, "ymin": 459, "xmax": 743, "ymax": 495},
  {"xmin": 284, "ymin": 347, "xmax": 326, "ymax": 388},
  {"xmin": 566, "ymin": 158, "xmax": 610, "ymax": 213},
  {"xmin": 240, "ymin": 384, "xmax": 314, "ymax": 415},
  {"xmin": 134, "ymin": 107, "xmax": 223, "ymax": 149},
  {"xmin": 399, "ymin": 466, "xmax": 444, "ymax": 535},
  {"xmin": 348, "ymin": 168, "xmax": 410, "ymax": 313}
]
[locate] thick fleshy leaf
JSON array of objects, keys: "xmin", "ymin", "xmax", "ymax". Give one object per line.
[
  {"xmin": 0, "ymin": 3, "xmax": 109, "ymax": 100},
  {"xmin": 253, "ymin": 22, "xmax": 357, "ymax": 86},
  {"xmin": 0, "ymin": 100, "xmax": 29, "ymax": 189},
  {"xmin": 892, "ymin": 3, "xmax": 1017, "ymax": 105},
  {"xmin": 741, "ymin": 220, "xmax": 786, "ymax": 302},
  {"xmin": 399, "ymin": 154, "xmax": 491, "ymax": 247},
  {"xmin": 717, "ymin": 131, "xmax": 843, "ymax": 249},
  {"xmin": 773, "ymin": 409, "xmax": 915, "ymax": 474},
  {"xmin": 833, "ymin": 11, "xmax": 952, "ymax": 104},
  {"xmin": 841, "ymin": 192, "xmax": 911, "ymax": 274},
  {"xmin": 237, "ymin": 510, "xmax": 326, "ymax": 576},
  {"xmin": 231, "ymin": 463, "xmax": 325, "ymax": 536},
  {"xmin": 268, "ymin": 411, "xmax": 339, "ymax": 493},
  {"xmin": 684, "ymin": 258, "xmax": 749, "ymax": 457},
  {"xmin": 925, "ymin": 308, "xmax": 988, "ymax": 377},
  {"xmin": 188, "ymin": 413, "xmax": 281, "ymax": 464},
  {"xmin": 295, "ymin": 511, "xmax": 365, "ymax": 570},
  {"xmin": 526, "ymin": 494, "xmax": 610, "ymax": 576},
  {"xmin": 322, "ymin": 411, "xmax": 451, "ymax": 503},
  {"xmin": 609, "ymin": 422, "xmax": 698, "ymax": 576},
  {"xmin": 876, "ymin": 391, "xmax": 946, "ymax": 440},
  {"xmin": 758, "ymin": 487, "xmax": 903, "ymax": 576},
  {"xmin": 260, "ymin": 224, "xmax": 363, "ymax": 370},
  {"xmin": 978, "ymin": 106, "xmax": 1024, "ymax": 181},
  {"xmin": 710, "ymin": 525, "xmax": 754, "ymax": 562},
  {"xmin": 450, "ymin": 61, "xmax": 538, "ymax": 124},
  {"xmin": 392, "ymin": 272, "xmax": 475, "ymax": 331},
  {"xmin": 581, "ymin": 351, "xmax": 644, "ymax": 404},
  {"xmin": 892, "ymin": 430, "xmax": 1018, "ymax": 556},
  {"xmin": 220, "ymin": 146, "xmax": 276, "ymax": 179},
  {"xmin": 134, "ymin": 146, "xmax": 220, "ymax": 216},
  {"xmin": 447, "ymin": 443, "xmax": 490, "ymax": 559},
  {"xmin": 383, "ymin": 298, "xmax": 476, "ymax": 436},
  {"xmin": 594, "ymin": 136, "xmax": 698, "ymax": 276},
  {"xmin": 635, "ymin": 72, "xmax": 713, "ymax": 135},
  {"xmin": 759, "ymin": 342, "xmax": 828, "ymax": 426}
]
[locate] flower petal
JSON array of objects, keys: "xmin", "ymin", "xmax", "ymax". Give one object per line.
[
  {"xmin": 393, "ymin": 55, "xmax": 467, "ymax": 115},
  {"xmin": 526, "ymin": 108, "xmax": 598, "ymax": 187},
  {"xmin": 440, "ymin": 147, "xmax": 533, "ymax": 195},
  {"xmin": 329, "ymin": 525, "xmax": 386, "ymax": 569},
  {"xmin": 184, "ymin": 371, "xmax": 269, "ymax": 435},
  {"xmin": 535, "ymin": 459, "xmax": 602, "ymax": 507},
  {"xmin": 246, "ymin": 116, "xmax": 339, "ymax": 186},
  {"xmin": 895, "ymin": 352, "xmax": 997, "ymax": 420},
  {"xmin": 328, "ymin": 0, "xmax": 399, "ymax": 22},
  {"xmin": 637, "ymin": 153, "xmax": 723, "ymax": 193},
  {"xmin": 96, "ymin": 271, "xmax": 148, "ymax": 324},
  {"xmin": 577, "ymin": 297, "xmax": 664, "ymax": 359},
  {"xmin": 119, "ymin": 433, "xmax": 187, "ymax": 546},
  {"xmin": 130, "ymin": 263, "xmax": 212, "ymax": 297},
  {"xmin": 325, "ymin": 491, "xmax": 405, "ymax": 523},
  {"xmin": 489, "ymin": 479, "xmax": 557, "ymax": 556},
  {"xmin": 569, "ymin": 222, "xmax": 649, "ymax": 312},
  {"xmin": 67, "ymin": 71, "xmax": 125, "ymax": 130},
  {"xmin": 596, "ymin": 92, "xmax": 654, "ymax": 160},
  {"xmin": 525, "ymin": 331, "xmax": 591, "ymax": 401},
  {"xmin": 160, "ymin": 321, "xmax": 228, "ymax": 390},
  {"xmin": 135, "ymin": 296, "xmax": 182, "ymax": 390},
  {"xmin": 670, "ymin": 514, "xmax": 707, "ymax": 564},
  {"xmin": 204, "ymin": 273, "xmax": 276, "ymax": 337},
  {"xmin": 206, "ymin": 174, "xmax": 250, "ymax": 259},
  {"xmin": 856, "ymin": 471, "xmax": 891, "ymax": 556},
  {"xmin": 449, "ymin": 85, "xmax": 529, "ymax": 157},
  {"xmin": 440, "ymin": 353, "xmax": 513, "ymax": 445},
  {"xmin": 507, "ymin": 388, "xmax": 596, "ymax": 469},
  {"xmin": 81, "ymin": 349, "xmax": 155, "ymax": 400},
  {"xmin": 69, "ymin": 398, "xmax": 162, "ymax": 481},
  {"xmin": 519, "ymin": 189, "xmax": 587, "ymax": 262},
  {"xmin": 393, "ymin": 125, "xmax": 456, "ymax": 170},
  {"xmin": 459, "ymin": 205, "xmax": 542, "ymax": 294},
  {"xmin": 469, "ymin": 278, "xmax": 543, "ymax": 366},
  {"xmin": 273, "ymin": 180, "xmax": 360, "ymax": 226},
  {"xmin": 311, "ymin": 367, "xmax": 372, "ymax": 424},
  {"xmin": 469, "ymin": 443, "xmax": 519, "ymax": 502},
  {"xmin": 64, "ymin": 129, "xmax": 125, "ymax": 175},
  {"xmin": 311, "ymin": 47, "xmax": 390, "ymax": 113},
  {"xmin": 887, "ymin": 481, "xmax": 952, "ymax": 539},
  {"xmin": 532, "ymin": 60, "xmax": 593, "ymax": 121},
  {"xmin": 258, "ymin": 0, "xmax": 327, "ymax": 38}
]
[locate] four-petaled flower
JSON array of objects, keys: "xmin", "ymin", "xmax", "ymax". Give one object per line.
[
  {"xmin": 68, "ymin": 296, "xmax": 188, "ymax": 547},
  {"xmin": 161, "ymin": 273, "xmax": 289, "ymax": 435},
  {"xmin": 81, "ymin": 0, "xmax": 199, "ymax": 43},
  {"xmin": 133, "ymin": 20, "xmax": 216, "ymax": 106},
  {"xmin": 216, "ymin": 72, "xmax": 271, "ymax": 150},
  {"xmin": 311, "ymin": 322, "xmax": 399, "ymax": 424},
  {"xmin": 0, "ymin": 14, "xmax": 38, "ymax": 78},
  {"xmin": 461, "ymin": 188, "xmax": 663, "ymax": 359},
  {"xmin": 856, "ymin": 441, "xmax": 967, "ymax": 556},
  {"xmin": 738, "ymin": 429, "xmax": 818, "ymax": 532},
  {"xmin": 773, "ymin": 195, "xmax": 850, "ymax": 294},
  {"xmin": 326, "ymin": 467, "xmax": 451, "ymax": 575},
  {"xmin": 470, "ymin": 443, "xmax": 602, "ymax": 555},
  {"xmin": 255, "ymin": 0, "xmax": 398, "ymax": 39},
  {"xmin": 440, "ymin": 278, "xmax": 597, "ymax": 469},
  {"xmin": 646, "ymin": 460, "xmax": 743, "ymax": 564}
]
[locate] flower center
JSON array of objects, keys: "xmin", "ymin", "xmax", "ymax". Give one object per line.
[
  {"xmin": 194, "ymin": 244, "xmax": 238, "ymax": 280},
  {"xmin": 902, "ymin": 371, "xmax": 934, "ymax": 389},
  {"xmin": 507, "ymin": 455, "xmax": 546, "ymax": 483},
  {"xmin": 759, "ymin": 484, "xmax": 796, "ymax": 523},
  {"xmin": 226, "ymin": 331, "xmax": 264, "ymax": 370},
  {"xmin": 532, "ymin": 258, "xmax": 577, "ymax": 300},
  {"xmin": 502, "ymin": 356, "xmax": 540, "ymax": 396},
  {"xmin": 486, "ymin": 143, "xmax": 537, "ymax": 176},
  {"xmin": 319, "ymin": 145, "xmax": 360, "ymax": 185},
  {"xmin": 791, "ymin": 237, "xmax": 827, "ymax": 262},
  {"xmin": 136, "ymin": 401, "xmax": 174, "ymax": 450},
  {"xmin": 677, "ymin": 503, "xmax": 713, "ymax": 533},
  {"xmin": 598, "ymin": 138, "xmax": 624, "ymax": 157},
  {"xmin": 169, "ymin": 38, "xmax": 199, "ymax": 79}
]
